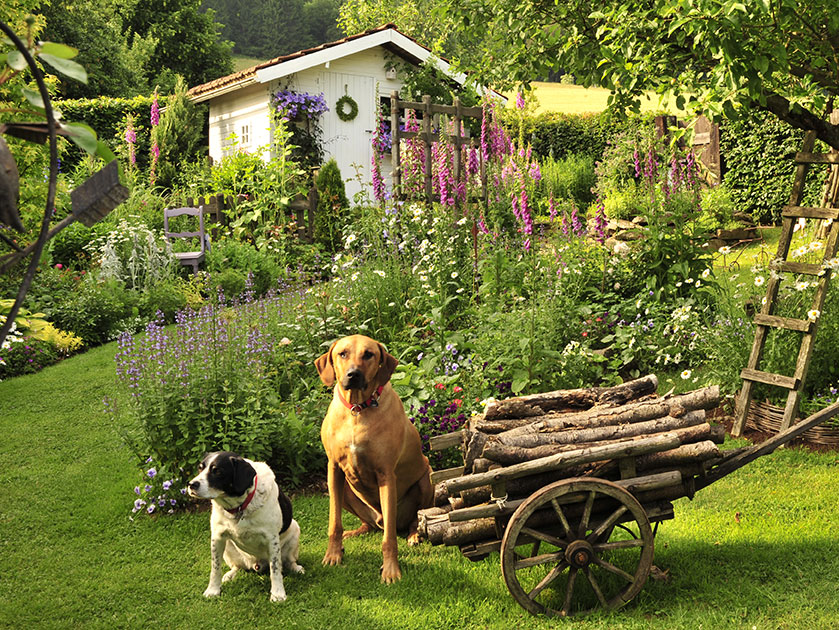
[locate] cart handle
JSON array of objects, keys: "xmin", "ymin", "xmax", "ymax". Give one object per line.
[{"xmin": 697, "ymin": 398, "xmax": 839, "ymax": 491}]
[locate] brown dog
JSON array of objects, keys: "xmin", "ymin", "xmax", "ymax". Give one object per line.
[{"xmin": 315, "ymin": 334, "xmax": 433, "ymax": 583}]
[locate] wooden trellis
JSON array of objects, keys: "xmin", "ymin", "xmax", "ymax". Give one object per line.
[
  {"xmin": 388, "ymin": 91, "xmax": 487, "ymax": 205},
  {"xmin": 732, "ymin": 117, "xmax": 839, "ymax": 437}
]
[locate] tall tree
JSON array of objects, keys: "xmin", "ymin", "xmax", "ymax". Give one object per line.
[
  {"xmin": 37, "ymin": 0, "xmax": 148, "ymax": 99},
  {"xmin": 452, "ymin": 0, "xmax": 839, "ymax": 148},
  {"xmin": 120, "ymin": 0, "xmax": 233, "ymax": 92}
]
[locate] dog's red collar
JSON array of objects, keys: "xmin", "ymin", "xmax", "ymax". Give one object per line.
[
  {"xmin": 338, "ymin": 385, "xmax": 385, "ymax": 415},
  {"xmin": 226, "ymin": 475, "xmax": 257, "ymax": 516}
]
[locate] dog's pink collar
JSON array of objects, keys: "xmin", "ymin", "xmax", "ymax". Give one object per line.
[
  {"xmin": 226, "ymin": 475, "xmax": 257, "ymax": 516},
  {"xmin": 338, "ymin": 385, "xmax": 384, "ymax": 415}
]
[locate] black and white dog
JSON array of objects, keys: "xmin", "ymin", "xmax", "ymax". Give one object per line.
[{"xmin": 187, "ymin": 451, "xmax": 303, "ymax": 602}]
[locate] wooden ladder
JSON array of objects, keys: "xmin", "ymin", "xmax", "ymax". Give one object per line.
[{"xmin": 731, "ymin": 128, "xmax": 839, "ymax": 437}]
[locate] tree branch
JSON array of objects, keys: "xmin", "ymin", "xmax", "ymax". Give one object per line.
[{"xmin": 763, "ymin": 93, "xmax": 839, "ymax": 149}]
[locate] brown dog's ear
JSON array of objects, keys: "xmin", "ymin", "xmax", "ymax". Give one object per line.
[
  {"xmin": 375, "ymin": 343, "xmax": 399, "ymax": 388},
  {"xmin": 315, "ymin": 341, "xmax": 337, "ymax": 387}
]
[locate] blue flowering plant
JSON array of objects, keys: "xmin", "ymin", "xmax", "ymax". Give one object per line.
[
  {"xmin": 128, "ymin": 456, "xmax": 189, "ymax": 519},
  {"xmin": 272, "ymin": 89, "xmax": 329, "ymax": 121}
]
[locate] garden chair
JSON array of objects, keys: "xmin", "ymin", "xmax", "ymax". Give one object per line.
[{"xmin": 163, "ymin": 205, "xmax": 209, "ymax": 274}]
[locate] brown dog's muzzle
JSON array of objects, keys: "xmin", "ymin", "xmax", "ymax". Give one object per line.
[{"xmin": 342, "ymin": 367, "xmax": 367, "ymax": 390}]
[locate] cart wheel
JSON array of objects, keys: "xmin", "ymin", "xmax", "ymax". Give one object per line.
[{"xmin": 500, "ymin": 478, "xmax": 654, "ymax": 617}]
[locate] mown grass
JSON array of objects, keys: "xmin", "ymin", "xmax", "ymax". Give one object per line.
[
  {"xmin": 504, "ymin": 82, "xmax": 683, "ymax": 115},
  {"xmin": 3, "ymin": 339, "xmax": 839, "ymax": 629}
]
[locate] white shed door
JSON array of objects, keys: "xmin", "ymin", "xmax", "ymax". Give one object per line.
[{"xmin": 319, "ymin": 72, "xmax": 375, "ymax": 202}]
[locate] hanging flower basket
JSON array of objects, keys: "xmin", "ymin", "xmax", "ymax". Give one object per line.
[{"xmin": 335, "ymin": 95, "xmax": 358, "ymax": 122}]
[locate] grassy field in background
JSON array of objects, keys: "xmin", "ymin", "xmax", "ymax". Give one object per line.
[
  {"xmin": 501, "ymin": 82, "xmax": 683, "ymax": 115},
  {"xmin": 3, "ymin": 327, "xmax": 839, "ymax": 629},
  {"xmin": 232, "ymin": 55, "xmax": 266, "ymax": 72}
]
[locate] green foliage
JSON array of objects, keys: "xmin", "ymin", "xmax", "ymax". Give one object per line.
[
  {"xmin": 0, "ymin": 338, "xmax": 62, "ymax": 379},
  {"xmin": 138, "ymin": 278, "xmax": 188, "ymax": 322},
  {"xmin": 313, "ymin": 158, "xmax": 349, "ymax": 251},
  {"xmin": 51, "ymin": 278, "xmax": 138, "ymax": 346},
  {"xmin": 56, "ymin": 95, "xmax": 154, "ymax": 171},
  {"xmin": 451, "ymin": 0, "xmax": 839, "ymax": 150},
  {"xmin": 48, "ymin": 221, "xmax": 100, "ymax": 270},
  {"xmin": 153, "ymin": 76, "xmax": 207, "ymax": 190},
  {"xmin": 698, "ymin": 184, "xmax": 737, "ymax": 232},
  {"xmin": 719, "ymin": 110, "xmax": 822, "ymax": 224},
  {"xmin": 212, "ymin": 267, "xmax": 247, "ymax": 300},
  {"xmin": 539, "ymin": 153, "xmax": 596, "ymax": 208},
  {"xmin": 511, "ymin": 110, "xmax": 634, "ymax": 162},
  {"xmin": 206, "ymin": 239, "xmax": 282, "ymax": 297},
  {"xmin": 87, "ymin": 217, "xmax": 177, "ymax": 293}
]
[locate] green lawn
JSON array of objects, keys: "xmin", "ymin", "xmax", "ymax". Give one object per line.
[{"xmin": 3, "ymin": 341, "xmax": 839, "ymax": 629}]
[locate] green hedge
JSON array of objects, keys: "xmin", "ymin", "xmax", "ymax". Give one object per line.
[
  {"xmin": 56, "ymin": 95, "xmax": 154, "ymax": 170},
  {"xmin": 502, "ymin": 110, "xmax": 637, "ymax": 162},
  {"xmin": 719, "ymin": 110, "xmax": 824, "ymax": 224}
]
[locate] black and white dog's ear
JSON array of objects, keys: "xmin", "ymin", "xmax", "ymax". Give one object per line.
[{"xmin": 230, "ymin": 456, "xmax": 257, "ymax": 496}]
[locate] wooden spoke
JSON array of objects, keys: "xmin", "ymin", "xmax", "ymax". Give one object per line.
[
  {"xmin": 593, "ymin": 538, "xmax": 645, "ymax": 552},
  {"xmin": 561, "ymin": 567, "xmax": 579, "ymax": 617},
  {"xmin": 501, "ymin": 478, "xmax": 654, "ymax": 618},
  {"xmin": 515, "ymin": 551, "xmax": 565, "ymax": 570},
  {"xmin": 592, "ymin": 556, "xmax": 635, "ymax": 583},
  {"xmin": 578, "ymin": 490, "xmax": 595, "ymax": 536},
  {"xmin": 527, "ymin": 560, "xmax": 569, "ymax": 600},
  {"xmin": 550, "ymin": 498, "xmax": 574, "ymax": 538},
  {"xmin": 584, "ymin": 566, "xmax": 608, "ymax": 608},
  {"xmin": 521, "ymin": 526, "xmax": 565, "ymax": 548},
  {"xmin": 588, "ymin": 504, "xmax": 628, "ymax": 542}
]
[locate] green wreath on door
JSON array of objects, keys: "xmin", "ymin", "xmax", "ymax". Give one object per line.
[{"xmin": 335, "ymin": 95, "xmax": 358, "ymax": 122}]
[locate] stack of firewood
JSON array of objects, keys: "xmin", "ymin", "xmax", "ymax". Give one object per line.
[{"xmin": 417, "ymin": 374, "xmax": 727, "ymax": 549}]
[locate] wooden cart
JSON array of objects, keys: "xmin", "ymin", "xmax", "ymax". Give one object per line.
[{"xmin": 417, "ymin": 376, "xmax": 839, "ymax": 617}]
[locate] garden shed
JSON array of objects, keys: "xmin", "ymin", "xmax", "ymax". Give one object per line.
[{"xmin": 187, "ymin": 24, "xmax": 495, "ymax": 199}]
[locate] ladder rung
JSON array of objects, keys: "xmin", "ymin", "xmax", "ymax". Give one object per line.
[
  {"xmin": 795, "ymin": 152, "xmax": 839, "ymax": 164},
  {"xmin": 753, "ymin": 313, "xmax": 814, "ymax": 332},
  {"xmin": 740, "ymin": 368, "xmax": 800, "ymax": 390},
  {"xmin": 779, "ymin": 261, "xmax": 824, "ymax": 276},
  {"xmin": 782, "ymin": 205, "xmax": 839, "ymax": 220}
]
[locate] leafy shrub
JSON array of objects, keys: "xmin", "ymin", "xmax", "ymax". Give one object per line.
[
  {"xmin": 511, "ymin": 110, "xmax": 636, "ymax": 162},
  {"xmin": 49, "ymin": 222, "xmax": 100, "ymax": 270},
  {"xmin": 23, "ymin": 265, "xmax": 85, "ymax": 319},
  {"xmin": 0, "ymin": 338, "xmax": 63, "ymax": 380},
  {"xmin": 51, "ymin": 278, "xmax": 138, "ymax": 345},
  {"xmin": 213, "ymin": 268, "xmax": 247, "ymax": 301},
  {"xmin": 699, "ymin": 184, "xmax": 737, "ymax": 231},
  {"xmin": 56, "ymin": 95, "xmax": 154, "ymax": 172},
  {"xmin": 599, "ymin": 187, "xmax": 643, "ymax": 220},
  {"xmin": 540, "ymin": 153, "xmax": 596, "ymax": 208},
  {"xmin": 314, "ymin": 158, "xmax": 349, "ymax": 251},
  {"xmin": 88, "ymin": 217, "xmax": 177, "ymax": 292},
  {"xmin": 719, "ymin": 109, "xmax": 823, "ymax": 224},
  {"xmin": 206, "ymin": 239, "xmax": 281, "ymax": 297},
  {"xmin": 139, "ymin": 278, "xmax": 189, "ymax": 322}
]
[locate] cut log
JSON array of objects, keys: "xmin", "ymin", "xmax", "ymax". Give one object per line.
[
  {"xmin": 424, "ymin": 479, "xmax": 682, "ymax": 546},
  {"xmin": 447, "ymin": 470, "xmax": 681, "ymax": 522},
  {"xmin": 481, "ymin": 374, "xmax": 660, "ymax": 421},
  {"xmin": 441, "ymin": 432, "xmax": 682, "ymax": 495},
  {"xmin": 482, "ymin": 417, "xmax": 716, "ymax": 466},
  {"xmin": 496, "ymin": 385, "xmax": 720, "ymax": 440},
  {"xmin": 636, "ymin": 440, "xmax": 720, "ymax": 470},
  {"xmin": 491, "ymin": 410, "xmax": 706, "ymax": 449},
  {"xmin": 457, "ymin": 462, "xmax": 600, "ymax": 507}
]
